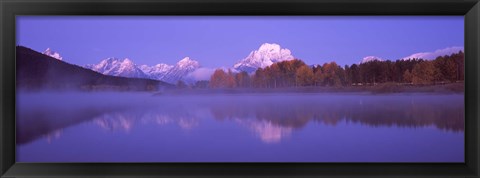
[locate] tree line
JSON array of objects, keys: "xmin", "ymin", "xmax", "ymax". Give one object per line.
[{"xmin": 201, "ymin": 51, "xmax": 464, "ymax": 88}]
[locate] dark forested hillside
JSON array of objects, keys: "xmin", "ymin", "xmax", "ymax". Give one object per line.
[{"xmin": 16, "ymin": 46, "xmax": 173, "ymax": 91}]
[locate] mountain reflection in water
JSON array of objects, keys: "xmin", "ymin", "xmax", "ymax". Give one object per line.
[{"xmin": 16, "ymin": 92, "xmax": 464, "ymax": 162}]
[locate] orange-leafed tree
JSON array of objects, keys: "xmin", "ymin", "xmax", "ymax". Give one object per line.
[
  {"xmin": 210, "ymin": 69, "xmax": 236, "ymax": 88},
  {"xmin": 322, "ymin": 62, "xmax": 341, "ymax": 86},
  {"xmin": 313, "ymin": 66, "xmax": 324, "ymax": 86},
  {"xmin": 226, "ymin": 69, "xmax": 237, "ymax": 88},
  {"xmin": 295, "ymin": 65, "xmax": 314, "ymax": 86},
  {"xmin": 403, "ymin": 70, "xmax": 413, "ymax": 83},
  {"xmin": 411, "ymin": 61, "xmax": 436, "ymax": 85}
]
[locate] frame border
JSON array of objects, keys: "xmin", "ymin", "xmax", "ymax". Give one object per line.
[{"xmin": 1, "ymin": 0, "xmax": 479, "ymax": 177}]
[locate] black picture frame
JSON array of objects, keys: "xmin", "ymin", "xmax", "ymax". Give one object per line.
[{"xmin": 1, "ymin": 0, "xmax": 479, "ymax": 177}]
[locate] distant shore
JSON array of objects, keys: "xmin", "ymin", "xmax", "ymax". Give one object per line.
[{"xmin": 154, "ymin": 82, "xmax": 464, "ymax": 95}]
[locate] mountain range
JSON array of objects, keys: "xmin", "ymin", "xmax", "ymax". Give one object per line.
[
  {"xmin": 85, "ymin": 58, "xmax": 149, "ymax": 79},
  {"xmin": 84, "ymin": 43, "xmax": 293, "ymax": 84},
  {"xmin": 40, "ymin": 44, "xmax": 464, "ymax": 85},
  {"xmin": 86, "ymin": 56, "xmax": 200, "ymax": 84},
  {"xmin": 360, "ymin": 46, "xmax": 465, "ymax": 63},
  {"xmin": 16, "ymin": 46, "xmax": 173, "ymax": 91}
]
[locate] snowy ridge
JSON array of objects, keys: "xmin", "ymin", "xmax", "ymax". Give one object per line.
[
  {"xmin": 43, "ymin": 48, "xmax": 63, "ymax": 60},
  {"xmin": 402, "ymin": 46, "xmax": 464, "ymax": 60},
  {"xmin": 360, "ymin": 56, "xmax": 384, "ymax": 64},
  {"xmin": 234, "ymin": 43, "xmax": 294, "ymax": 72},
  {"xmin": 139, "ymin": 63, "xmax": 173, "ymax": 80},
  {"xmin": 158, "ymin": 57, "xmax": 200, "ymax": 84},
  {"xmin": 86, "ymin": 57, "xmax": 200, "ymax": 84},
  {"xmin": 85, "ymin": 57, "xmax": 148, "ymax": 78}
]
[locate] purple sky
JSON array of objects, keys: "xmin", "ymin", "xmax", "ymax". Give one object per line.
[{"xmin": 16, "ymin": 16, "xmax": 463, "ymax": 68}]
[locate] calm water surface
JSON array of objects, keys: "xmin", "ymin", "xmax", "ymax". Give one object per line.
[{"xmin": 16, "ymin": 92, "xmax": 464, "ymax": 162}]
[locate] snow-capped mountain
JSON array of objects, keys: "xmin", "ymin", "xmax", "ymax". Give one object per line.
[
  {"xmin": 234, "ymin": 43, "xmax": 294, "ymax": 73},
  {"xmin": 86, "ymin": 58, "xmax": 148, "ymax": 78},
  {"xmin": 360, "ymin": 56, "xmax": 384, "ymax": 64},
  {"xmin": 158, "ymin": 57, "xmax": 200, "ymax": 84},
  {"xmin": 43, "ymin": 48, "xmax": 63, "ymax": 60},
  {"xmin": 139, "ymin": 63, "xmax": 173, "ymax": 80},
  {"xmin": 86, "ymin": 57, "xmax": 200, "ymax": 84},
  {"xmin": 402, "ymin": 46, "xmax": 464, "ymax": 60}
]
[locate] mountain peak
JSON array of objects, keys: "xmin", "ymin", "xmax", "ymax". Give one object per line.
[
  {"xmin": 176, "ymin": 57, "xmax": 200, "ymax": 68},
  {"xmin": 122, "ymin": 58, "xmax": 134, "ymax": 65},
  {"xmin": 360, "ymin": 56, "xmax": 384, "ymax": 64},
  {"xmin": 179, "ymin": 57, "xmax": 192, "ymax": 63},
  {"xmin": 43, "ymin": 48, "xmax": 63, "ymax": 60},
  {"xmin": 258, "ymin": 43, "xmax": 282, "ymax": 53},
  {"xmin": 86, "ymin": 57, "xmax": 147, "ymax": 78},
  {"xmin": 234, "ymin": 43, "xmax": 294, "ymax": 72}
]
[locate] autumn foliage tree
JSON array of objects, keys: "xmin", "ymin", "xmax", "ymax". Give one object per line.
[
  {"xmin": 321, "ymin": 62, "xmax": 342, "ymax": 86},
  {"xmin": 313, "ymin": 66, "xmax": 324, "ymax": 86},
  {"xmin": 295, "ymin": 65, "xmax": 314, "ymax": 86},
  {"xmin": 250, "ymin": 59, "xmax": 309, "ymax": 88},
  {"xmin": 411, "ymin": 61, "xmax": 436, "ymax": 85},
  {"xmin": 209, "ymin": 69, "xmax": 236, "ymax": 88},
  {"xmin": 403, "ymin": 70, "xmax": 413, "ymax": 83}
]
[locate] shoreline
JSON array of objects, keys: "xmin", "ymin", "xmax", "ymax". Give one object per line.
[
  {"xmin": 156, "ymin": 82, "xmax": 464, "ymax": 95},
  {"xmin": 16, "ymin": 82, "xmax": 464, "ymax": 95}
]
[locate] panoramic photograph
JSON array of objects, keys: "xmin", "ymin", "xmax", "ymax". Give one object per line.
[{"xmin": 16, "ymin": 16, "xmax": 464, "ymax": 162}]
